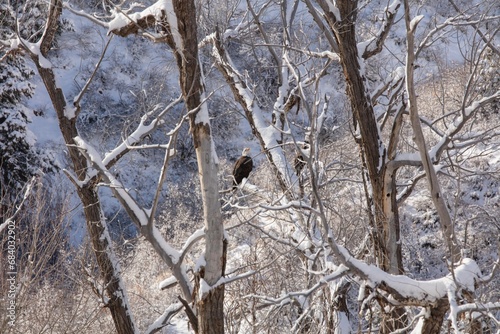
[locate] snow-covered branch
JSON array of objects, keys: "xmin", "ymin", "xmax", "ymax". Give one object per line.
[
  {"xmin": 244, "ymin": 265, "xmax": 349, "ymax": 307},
  {"xmin": 0, "ymin": 178, "xmax": 34, "ymax": 233},
  {"xmin": 335, "ymin": 243, "xmax": 482, "ymax": 306},
  {"xmin": 73, "ymin": 136, "xmax": 150, "ymax": 225},
  {"xmin": 429, "ymin": 91, "xmax": 500, "ymax": 161},
  {"xmin": 361, "ymin": 0, "xmax": 401, "ymax": 59},
  {"xmin": 144, "ymin": 303, "xmax": 183, "ymax": 334},
  {"xmin": 455, "ymin": 302, "xmax": 500, "ymax": 314},
  {"xmin": 73, "ymin": 135, "xmax": 195, "ymax": 301},
  {"xmin": 210, "ymin": 30, "xmax": 299, "ymax": 195}
]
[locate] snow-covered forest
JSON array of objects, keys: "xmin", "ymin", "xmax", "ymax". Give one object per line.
[{"xmin": 1, "ymin": 0, "xmax": 499, "ymax": 333}]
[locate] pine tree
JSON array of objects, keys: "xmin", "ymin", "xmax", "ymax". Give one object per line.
[
  {"xmin": 0, "ymin": 2, "xmax": 55, "ymax": 218},
  {"xmin": 0, "ymin": 57, "xmax": 38, "ymax": 199}
]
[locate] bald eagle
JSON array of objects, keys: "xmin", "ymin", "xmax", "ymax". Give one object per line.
[{"xmin": 232, "ymin": 147, "xmax": 253, "ymax": 189}]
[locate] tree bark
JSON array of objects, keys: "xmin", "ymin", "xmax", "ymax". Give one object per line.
[
  {"xmin": 35, "ymin": 65, "xmax": 137, "ymax": 334},
  {"xmin": 107, "ymin": 0, "xmax": 227, "ymax": 330},
  {"xmin": 171, "ymin": 1, "xmax": 226, "ymax": 332},
  {"xmin": 420, "ymin": 297, "xmax": 449, "ymax": 333},
  {"xmin": 315, "ymin": 0, "xmax": 403, "ymax": 275},
  {"xmin": 315, "ymin": 0, "xmax": 407, "ymax": 331}
]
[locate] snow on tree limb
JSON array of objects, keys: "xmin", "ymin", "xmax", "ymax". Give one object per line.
[
  {"xmin": 210, "ymin": 31, "xmax": 299, "ymax": 194},
  {"xmin": 73, "ymin": 136, "xmax": 150, "ymax": 226},
  {"xmin": 104, "ymin": 0, "xmax": 183, "ymax": 55},
  {"xmin": 144, "ymin": 303, "xmax": 183, "ymax": 334},
  {"xmin": 335, "ymin": 243, "xmax": 482, "ymax": 306},
  {"xmin": 0, "ymin": 178, "xmax": 34, "ymax": 233},
  {"xmin": 69, "ymin": 95, "xmax": 184, "ymax": 187},
  {"xmin": 178, "ymin": 228, "xmax": 205, "ymax": 265},
  {"xmin": 73, "ymin": 135, "xmax": 195, "ymax": 300},
  {"xmin": 361, "ymin": 0, "xmax": 401, "ymax": 59},
  {"xmin": 198, "ymin": 270, "xmax": 257, "ymax": 300},
  {"xmin": 244, "ymin": 264, "xmax": 349, "ymax": 307},
  {"xmin": 391, "ymin": 90, "xmax": 500, "ymax": 167},
  {"xmin": 455, "ymin": 302, "xmax": 500, "ymax": 314}
]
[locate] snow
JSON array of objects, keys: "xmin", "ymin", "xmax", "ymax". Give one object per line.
[
  {"xmin": 102, "ymin": 114, "xmax": 158, "ymax": 166},
  {"xmin": 388, "ymin": 0, "xmax": 401, "ymax": 12},
  {"xmin": 163, "ymin": 0, "xmax": 183, "ymax": 54},
  {"xmin": 198, "ymin": 278, "xmax": 211, "ymax": 299},
  {"xmin": 106, "ymin": 1, "xmax": 184, "ymax": 56},
  {"xmin": 73, "ymin": 136, "xmax": 151, "ymax": 226},
  {"xmin": 410, "ymin": 15, "xmax": 425, "ymax": 32},
  {"xmin": 451, "ymin": 258, "xmax": 481, "ymax": 293},
  {"xmin": 8, "ymin": 0, "xmax": 500, "ymax": 332},
  {"xmin": 98, "ymin": 212, "xmax": 138, "ymax": 329},
  {"xmin": 326, "ymin": 1, "xmax": 340, "ymax": 21},
  {"xmin": 394, "ymin": 152, "xmax": 421, "ymax": 163},
  {"xmin": 64, "ymin": 105, "xmax": 76, "ymax": 119},
  {"xmin": 145, "ymin": 302, "xmax": 182, "ymax": 334},
  {"xmin": 339, "ymin": 244, "xmax": 482, "ymax": 304},
  {"xmin": 334, "ymin": 311, "xmax": 351, "ymax": 334},
  {"xmin": 28, "ymin": 41, "xmax": 53, "ymax": 68},
  {"xmin": 194, "ymin": 94, "xmax": 210, "ymax": 126},
  {"xmin": 158, "ymin": 276, "xmax": 177, "ymax": 290},
  {"xmin": 180, "ymin": 228, "xmax": 205, "ymax": 256},
  {"xmin": 152, "ymin": 226, "xmax": 181, "ymax": 264},
  {"xmin": 392, "ymin": 66, "xmax": 406, "ymax": 82},
  {"xmin": 214, "ymin": 45, "xmax": 298, "ymax": 189},
  {"xmin": 194, "ymin": 254, "xmax": 206, "ymax": 272}
]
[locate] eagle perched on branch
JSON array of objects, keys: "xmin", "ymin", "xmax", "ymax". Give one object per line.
[{"xmin": 232, "ymin": 147, "xmax": 253, "ymax": 189}]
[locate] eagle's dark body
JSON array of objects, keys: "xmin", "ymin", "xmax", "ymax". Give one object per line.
[{"xmin": 233, "ymin": 148, "xmax": 253, "ymax": 188}]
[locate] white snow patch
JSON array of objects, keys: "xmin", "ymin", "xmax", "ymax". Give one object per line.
[
  {"xmin": 388, "ymin": 0, "xmax": 401, "ymax": 12},
  {"xmin": 198, "ymin": 278, "xmax": 210, "ymax": 299},
  {"xmin": 26, "ymin": 41, "xmax": 53, "ymax": 68},
  {"xmin": 152, "ymin": 226, "xmax": 181, "ymax": 264},
  {"xmin": 195, "ymin": 254, "xmax": 206, "ymax": 271},
  {"xmin": 339, "ymin": 245, "xmax": 481, "ymax": 302},
  {"xmin": 158, "ymin": 276, "xmax": 177, "ymax": 290},
  {"xmin": 410, "ymin": 15, "xmax": 424, "ymax": 32},
  {"xmin": 327, "ymin": 1, "xmax": 340, "ymax": 21},
  {"xmin": 64, "ymin": 105, "xmax": 77, "ymax": 119}
]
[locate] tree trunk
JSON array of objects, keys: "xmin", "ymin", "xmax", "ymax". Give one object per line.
[
  {"xmin": 26, "ymin": 4, "xmax": 138, "ymax": 330},
  {"xmin": 315, "ymin": 0, "xmax": 407, "ymax": 331},
  {"xmin": 315, "ymin": 0, "xmax": 403, "ymax": 275},
  {"xmin": 33, "ymin": 69, "xmax": 137, "ymax": 334},
  {"xmin": 172, "ymin": 1, "xmax": 226, "ymax": 332},
  {"xmin": 403, "ymin": 0, "xmax": 460, "ymax": 263},
  {"xmin": 34, "ymin": 64, "xmax": 137, "ymax": 334},
  {"xmin": 420, "ymin": 298, "xmax": 449, "ymax": 333}
]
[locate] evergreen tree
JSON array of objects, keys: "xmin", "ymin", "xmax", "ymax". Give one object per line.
[
  {"xmin": 0, "ymin": 2, "xmax": 55, "ymax": 218},
  {"xmin": 0, "ymin": 58, "xmax": 38, "ymax": 200}
]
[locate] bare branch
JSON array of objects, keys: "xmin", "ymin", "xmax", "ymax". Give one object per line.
[{"xmin": 362, "ymin": 0, "xmax": 401, "ymax": 59}]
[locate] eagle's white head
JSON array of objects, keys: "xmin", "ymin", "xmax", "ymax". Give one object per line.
[{"xmin": 242, "ymin": 147, "xmax": 251, "ymax": 156}]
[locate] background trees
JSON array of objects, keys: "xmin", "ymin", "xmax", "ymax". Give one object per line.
[{"xmin": 1, "ymin": 0, "xmax": 499, "ymax": 333}]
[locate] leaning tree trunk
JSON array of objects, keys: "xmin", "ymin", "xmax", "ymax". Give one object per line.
[
  {"xmin": 315, "ymin": 0, "xmax": 403, "ymax": 276},
  {"xmin": 34, "ymin": 60, "xmax": 137, "ymax": 334},
  {"xmin": 24, "ymin": 1, "xmax": 137, "ymax": 333},
  {"xmin": 403, "ymin": 0, "xmax": 460, "ymax": 264},
  {"xmin": 316, "ymin": 0, "xmax": 407, "ymax": 331},
  {"xmin": 403, "ymin": 1, "xmax": 460, "ymax": 331}
]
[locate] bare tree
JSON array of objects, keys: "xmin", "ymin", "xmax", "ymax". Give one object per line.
[
  {"xmin": 204, "ymin": 0, "xmax": 500, "ymax": 332},
  {"xmin": 2, "ymin": 0, "xmax": 499, "ymax": 332},
  {"xmin": 1, "ymin": 1, "xmax": 138, "ymax": 333},
  {"xmin": 46, "ymin": 0, "xmax": 226, "ymax": 332}
]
